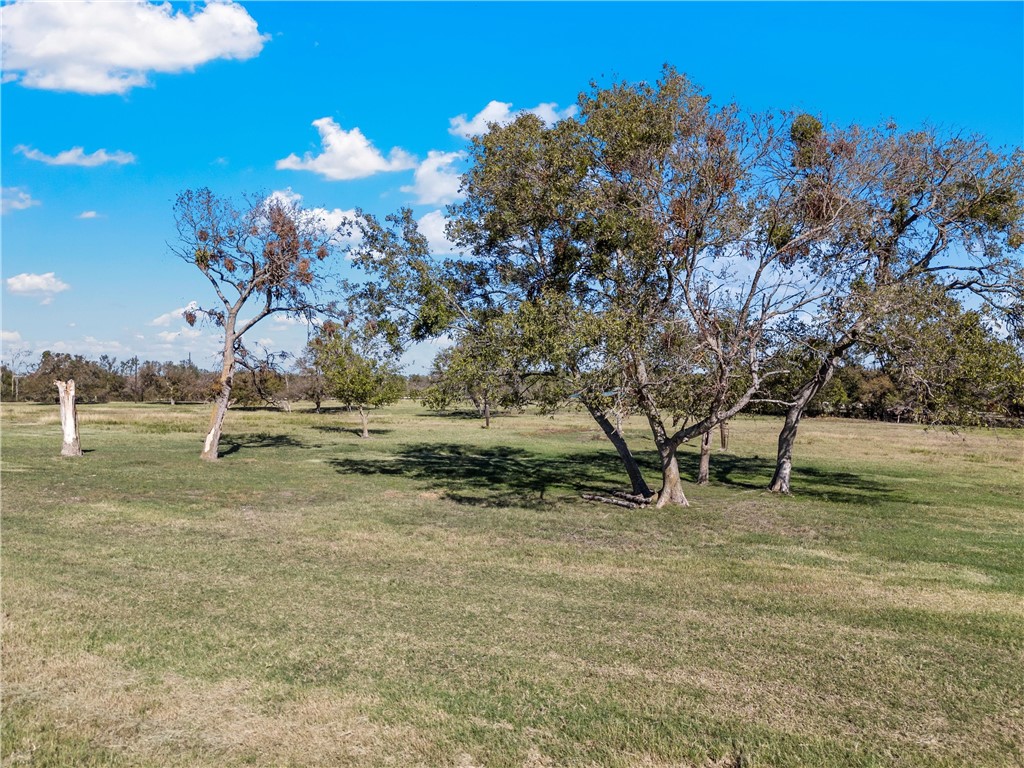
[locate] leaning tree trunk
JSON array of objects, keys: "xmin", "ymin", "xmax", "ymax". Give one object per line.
[
  {"xmin": 697, "ymin": 430, "xmax": 712, "ymax": 485},
  {"xmin": 201, "ymin": 381, "xmax": 232, "ymax": 461},
  {"xmin": 584, "ymin": 401, "xmax": 654, "ymax": 499},
  {"xmin": 358, "ymin": 406, "xmax": 370, "ymax": 438},
  {"xmin": 768, "ymin": 407, "xmax": 802, "ymax": 493},
  {"xmin": 768, "ymin": 345, "xmax": 851, "ymax": 493},
  {"xmin": 55, "ymin": 380, "xmax": 83, "ymax": 457}
]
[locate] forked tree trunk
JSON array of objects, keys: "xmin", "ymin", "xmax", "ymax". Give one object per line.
[
  {"xmin": 358, "ymin": 406, "xmax": 369, "ymax": 438},
  {"xmin": 55, "ymin": 380, "xmax": 82, "ymax": 457},
  {"xmin": 584, "ymin": 401, "xmax": 654, "ymax": 499},
  {"xmin": 697, "ymin": 430, "xmax": 712, "ymax": 485},
  {"xmin": 719, "ymin": 420, "xmax": 730, "ymax": 451},
  {"xmin": 655, "ymin": 442, "xmax": 688, "ymax": 508}
]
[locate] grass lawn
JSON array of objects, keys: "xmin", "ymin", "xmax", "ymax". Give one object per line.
[{"xmin": 2, "ymin": 400, "xmax": 1022, "ymax": 767}]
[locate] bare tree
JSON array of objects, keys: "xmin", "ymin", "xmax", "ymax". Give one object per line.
[{"xmin": 171, "ymin": 188, "xmax": 344, "ymax": 460}]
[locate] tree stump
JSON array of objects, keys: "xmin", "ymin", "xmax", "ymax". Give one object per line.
[{"xmin": 55, "ymin": 379, "xmax": 83, "ymax": 457}]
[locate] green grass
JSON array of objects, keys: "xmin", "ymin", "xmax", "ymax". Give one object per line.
[{"xmin": 2, "ymin": 400, "xmax": 1022, "ymax": 767}]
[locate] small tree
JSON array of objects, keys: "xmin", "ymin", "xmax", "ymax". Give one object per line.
[
  {"xmin": 171, "ymin": 188, "xmax": 344, "ymax": 460},
  {"xmin": 308, "ymin": 324, "xmax": 404, "ymax": 438}
]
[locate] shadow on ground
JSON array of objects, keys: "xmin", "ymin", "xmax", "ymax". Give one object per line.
[
  {"xmin": 329, "ymin": 443, "xmax": 626, "ymax": 506},
  {"xmin": 683, "ymin": 452, "xmax": 902, "ymax": 505},
  {"xmin": 219, "ymin": 432, "xmax": 318, "ymax": 456},
  {"xmin": 312, "ymin": 425, "xmax": 394, "ymax": 438},
  {"xmin": 329, "ymin": 443, "xmax": 900, "ymax": 507}
]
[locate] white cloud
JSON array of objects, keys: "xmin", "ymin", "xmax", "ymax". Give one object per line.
[
  {"xmin": 449, "ymin": 100, "xmax": 578, "ymax": 138},
  {"xmin": 1, "ymin": 186, "xmax": 40, "ymax": 214},
  {"xmin": 77, "ymin": 211, "xmax": 100, "ymax": 219},
  {"xmin": 1, "ymin": 330, "xmax": 23, "ymax": 344},
  {"xmin": 271, "ymin": 314, "xmax": 315, "ymax": 329},
  {"xmin": 150, "ymin": 301, "xmax": 198, "ymax": 327},
  {"xmin": 6, "ymin": 272, "xmax": 70, "ymax": 299},
  {"xmin": 401, "ymin": 150, "xmax": 465, "ymax": 205},
  {"xmin": 266, "ymin": 188, "xmax": 360, "ymax": 247},
  {"xmin": 156, "ymin": 327, "xmax": 203, "ymax": 343},
  {"xmin": 0, "ymin": 0, "xmax": 268, "ymax": 95},
  {"xmin": 417, "ymin": 210, "xmax": 460, "ymax": 256},
  {"xmin": 276, "ymin": 117, "xmax": 416, "ymax": 180},
  {"xmin": 14, "ymin": 145, "xmax": 135, "ymax": 166}
]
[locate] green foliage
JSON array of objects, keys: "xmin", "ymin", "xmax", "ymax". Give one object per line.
[
  {"xmin": 790, "ymin": 113, "xmax": 824, "ymax": 168},
  {"xmin": 308, "ymin": 326, "xmax": 404, "ymax": 411}
]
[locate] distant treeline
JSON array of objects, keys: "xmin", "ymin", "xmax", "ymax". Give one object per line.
[
  {"xmin": 0, "ymin": 351, "xmax": 434, "ymax": 408},
  {"xmin": 3, "ymin": 350, "xmax": 1020, "ymax": 427}
]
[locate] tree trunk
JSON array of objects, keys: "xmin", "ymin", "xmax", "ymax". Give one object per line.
[
  {"xmin": 359, "ymin": 406, "xmax": 369, "ymax": 438},
  {"xmin": 768, "ymin": 343, "xmax": 852, "ymax": 493},
  {"xmin": 201, "ymin": 382, "xmax": 231, "ymax": 461},
  {"xmin": 55, "ymin": 380, "xmax": 82, "ymax": 457},
  {"xmin": 655, "ymin": 442, "xmax": 688, "ymax": 508},
  {"xmin": 697, "ymin": 430, "xmax": 711, "ymax": 485},
  {"xmin": 584, "ymin": 401, "xmax": 654, "ymax": 499},
  {"xmin": 719, "ymin": 420, "xmax": 730, "ymax": 451},
  {"xmin": 482, "ymin": 399, "xmax": 491, "ymax": 429},
  {"xmin": 768, "ymin": 407, "xmax": 800, "ymax": 493},
  {"xmin": 631, "ymin": 358, "xmax": 689, "ymax": 507},
  {"xmin": 201, "ymin": 334, "xmax": 237, "ymax": 461}
]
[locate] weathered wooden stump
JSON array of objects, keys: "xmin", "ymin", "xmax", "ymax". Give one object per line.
[{"xmin": 55, "ymin": 379, "xmax": 83, "ymax": 457}]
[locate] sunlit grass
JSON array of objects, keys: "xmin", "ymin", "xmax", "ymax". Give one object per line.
[{"xmin": 2, "ymin": 400, "xmax": 1022, "ymax": 766}]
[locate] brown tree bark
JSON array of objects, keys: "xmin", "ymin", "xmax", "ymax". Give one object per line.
[
  {"xmin": 719, "ymin": 420, "xmax": 730, "ymax": 451},
  {"xmin": 358, "ymin": 406, "xmax": 370, "ymax": 438},
  {"xmin": 584, "ymin": 400, "xmax": 654, "ymax": 499},
  {"xmin": 697, "ymin": 430, "xmax": 712, "ymax": 485},
  {"xmin": 55, "ymin": 379, "xmax": 82, "ymax": 457}
]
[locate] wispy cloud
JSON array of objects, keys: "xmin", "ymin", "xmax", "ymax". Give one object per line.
[
  {"xmin": 401, "ymin": 150, "xmax": 465, "ymax": 205},
  {"xmin": 449, "ymin": 100, "xmax": 577, "ymax": 138},
  {"xmin": 150, "ymin": 301, "xmax": 198, "ymax": 327},
  {"xmin": 1, "ymin": 186, "xmax": 41, "ymax": 214},
  {"xmin": 0, "ymin": 0, "xmax": 268, "ymax": 95},
  {"xmin": 15, "ymin": 145, "xmax": 135, "ymax": 166},
  {"xmin": 276, "ymin": 117, "xmax": 416, "ymax": 181},
  {"xmin": 77, "ymin": 211, "xmax": 100, "ymax": 219}
]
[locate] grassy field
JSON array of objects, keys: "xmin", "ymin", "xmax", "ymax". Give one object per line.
[{"xmin": 2, "ymin": 400, "xmax": 1022, "ymax": 767}]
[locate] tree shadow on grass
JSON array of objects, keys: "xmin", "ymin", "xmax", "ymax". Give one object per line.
[
  {"xmin": 219, "ymin": 432, "xmax": 317, "ymax": 457},
  {"xmin": 676, "ymin": 451, "xmax": 908, "ymax": 505},
  {"xmin": 330, "ymin": 441, "xmax": 907, "ymax": 508},
  {"xmin": 329, "ymin": 442, "xmax": 629, "ymax": 507},
  {"xmin": 311, "ymin": 425, "xmax": 395, "ymax": 438}
]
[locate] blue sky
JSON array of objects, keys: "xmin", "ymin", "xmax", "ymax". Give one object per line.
[{"xmin": 2, "ymin": 1, "xmax": 1022, "ymax": 373}]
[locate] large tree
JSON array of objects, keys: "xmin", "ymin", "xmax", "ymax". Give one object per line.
[
  {"xmin": 765, "ymin": 124, "xmax": 1024, "ymax": 492},
  {"xmin": 447, "ymin": 70, "xmax": 855, "ymax": 506},
  {"xmin": 171, "ymin": 188, "xmax": 344, "ymax": 460}
]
